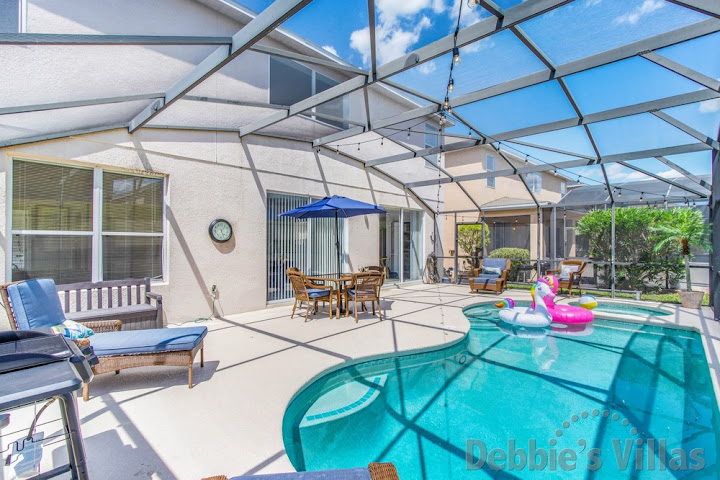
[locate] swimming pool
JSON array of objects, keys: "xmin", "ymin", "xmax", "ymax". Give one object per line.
[
  {"xmin": 283, "ymin": 303, "xmax": 720, "ymax": 479},
  {"xmin": 567, "ymin": 301, "xmax": 672, "ymax": 317}
]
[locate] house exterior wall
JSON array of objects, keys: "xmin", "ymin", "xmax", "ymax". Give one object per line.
[
  {"xmin": 440, "ymin": 145, "xmax": 568, "ymax": 276},
  {"xmin": 0, "ymin": 129, "xmax": 433, "ymax": 329}
]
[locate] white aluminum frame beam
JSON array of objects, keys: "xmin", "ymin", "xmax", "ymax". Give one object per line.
[
  {"xmin": 491, "ymin": 89, "xmax": 719, "ymax": 141},
  {"xmin": 618, "ymin": 161, "xmax": 707, "ymax": 197},
  {"xmin": 641, "ymin": 51, "xmax": 720, "ymax": 92},
  {"xmin": 655, "ymin": 155, "xmax": 712, "ymax": 191},
  {"xmin": 365, "ymin": 139, "xmax": 483, "ymax": 167},
  {"xmin": 0, "ymin": 124, "xmax": 126, "ymax": 147},
  {"xmin": 240, "ymin": 0, "xmax": 573, "ymax": 139},
  {"xmin": 665, "ymin": 0, "xmax": 720, "ymax": 19},
  {"xmin": 128, "ymin": 0, "xmax": 313, "ymax": 133},
  {"xmin": 651, "ymin": 110, "xmax": 720, "ymax": 150},
  {"xmin": 0, "ymin": 93, "xmax": 164, "ymax": 115},
  {"xmin": 304, "ymin": 18, "xmax": 720, "ymax": 147},
  {"xmin": 0, "ymin": 33, "xmax": 232, "ymax": 45},
  {"xmin": 404, "ymin": 143, "xmax": 712, "ymax": 187}
]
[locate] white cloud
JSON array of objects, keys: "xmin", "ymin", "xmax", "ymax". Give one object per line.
[
  {"xmin": 350, "ymin": 5, "xmax": 434, "ymax": 67},
  {"xmin": 321, "ymin": 45, "xmax": 338, "ymax": 57},
  {"xmin": 450, "ymin": 0, "xmax": 485, "ymax": 29},
  {"xmin": 604, "ymin": 163, "xmax": 650, "ymax": 181},
  {"xmin": 657, "ymin": 169, "xmax": 683, "ymax": 179},
  {"xmin": 614, "ymin": 0, "xmax": 664, "ymax": 25},
  {"xmin": 699, "ymin": 98, "xmax": 720, "ymax": 113},
  {"xmin": 417, "ymin": 60, "xmax": 437, "ymax": 74},
  {"xmin": 462, "ymin": 37, "xmax": 495, "ymax": 54}
]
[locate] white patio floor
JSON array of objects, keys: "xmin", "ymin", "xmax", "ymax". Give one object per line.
[{"xmin": 2, "ymin": 284, "xmax": 718, "ymax": 480}]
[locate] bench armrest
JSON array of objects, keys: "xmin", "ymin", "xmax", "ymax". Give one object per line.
[
  {"xmin": 146, "ymin": 291, "xmax": 163, "ymax": 304},
  {"xmin": 545, "ymin": 268, "xmax": 560, "ymax": 275}
]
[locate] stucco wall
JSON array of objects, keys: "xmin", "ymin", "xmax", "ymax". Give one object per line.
[{"xmin": 0, "ymin": 129, "xmax": 432, "ymax": 329}]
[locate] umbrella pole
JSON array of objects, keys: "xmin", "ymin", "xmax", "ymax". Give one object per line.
[{"xmin": 335, "ymin": 212, "xmax": 341, "ymax": 279}]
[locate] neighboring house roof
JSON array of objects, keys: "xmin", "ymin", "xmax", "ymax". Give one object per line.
[
  {"xmin": 482, "ymin": 196, "xmax": 535, "ymax": 208},
  {"xmin": 557, "ymin": 175, "xmax": 711, "ymax": 206}
]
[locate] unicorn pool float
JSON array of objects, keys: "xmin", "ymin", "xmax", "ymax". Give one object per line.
[{"xmin": 495, "ymin": 275, "xmax": 596, "ymax": 328}]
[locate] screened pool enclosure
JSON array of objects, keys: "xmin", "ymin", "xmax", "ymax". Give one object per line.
[{"xmin": 0, "ymin": 0, "xmax": 718, "ymax": 309}]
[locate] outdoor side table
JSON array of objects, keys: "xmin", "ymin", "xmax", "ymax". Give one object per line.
[{"xmin": 0, "ymin": 360, "xmax": 90, "ymax": 480}]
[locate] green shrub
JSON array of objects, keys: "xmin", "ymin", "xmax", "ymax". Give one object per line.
[
  {"xmin": 488, "ymin": 248, "xmax": 530, "ymax": 281},
  {"xmin": 457, "ymin": 224, "xmax": 490, "ymax": 257},
  {"xmin": 576, "ymin": 207, "xmax": 686, "ymax": 291}
]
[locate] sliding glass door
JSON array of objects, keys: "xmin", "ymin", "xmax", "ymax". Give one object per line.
[
  {"xmin": 266, "ymin": 193, "xmax": 345, "ymax": 302},
  {"xmin": 379, "ymin": 208, "xmax": 423, "ymax": 283}
]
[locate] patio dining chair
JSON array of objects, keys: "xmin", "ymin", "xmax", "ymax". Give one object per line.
[
  {"xmin": 345, "ymin": 272, "xmax": 384, "ymax": 323},
  {"xmin": 286, "ymin": 268, "xmax": 334, "ymax": 321},
  {"xmin": 546, "ymin": 260, "xmax": 586, "ymax": 296}
]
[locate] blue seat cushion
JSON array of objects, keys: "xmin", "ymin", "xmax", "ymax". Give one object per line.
[
  {"xmin": 482, "ymin": 258, "xmax": 507, "ymax": 270},
  {"xmin": 306, "ymin": 288, "xmax": 330, "ymax": 299},
  {"xmin": 472, "ymin": 274, "xmax": 500, "ymax": 282},
  {"xmin": 6, "ymin": 279, "xmax": 65, "ymax": 330},
  {"xmin": 89, "ymin": 326, "xmax": 207, "ymax": 356}
]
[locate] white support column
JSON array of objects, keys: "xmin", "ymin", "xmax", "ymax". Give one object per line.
[{"xmin": 92, "ymin": 168, "xmax": 103, "ymax": 282}]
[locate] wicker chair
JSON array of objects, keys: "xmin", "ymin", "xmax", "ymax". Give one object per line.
[
  {"xmin": 546, "ymin": 260, "xmax": 586, "ymax": 296},
  {"xmin": 286, "ymin": 268, "xmax": 334, "ymax": 321},
  {"xmin": 345, "ymin": 272, "xmax": 383, "ymax": 323},
  {"xmin": 202, "ymin": 462, "xmax": 400, "ymax": 479},
  {"xmin": 469, "ymin": 258, "xmax": 511, "ymax": 294}
]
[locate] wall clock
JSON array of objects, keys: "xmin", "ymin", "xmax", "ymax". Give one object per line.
[{"xmin": 209, "ymin": 219, "xmax": 232, "ymax": 243}]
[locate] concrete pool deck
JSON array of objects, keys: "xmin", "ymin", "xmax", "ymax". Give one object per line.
[{"xmin": 2, "ymin": 283, "xmax": 718, "ymax": 479}]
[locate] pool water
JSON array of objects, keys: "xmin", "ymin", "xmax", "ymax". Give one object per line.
[
  {"xmin": 283, "ymin": 303, "xmax": 720, "ymax": 479},
  {"xmin": 567, "ymin": 302, "xmax": 672, "ymax": 317}
]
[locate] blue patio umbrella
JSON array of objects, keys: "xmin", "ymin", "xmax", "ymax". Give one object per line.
[{"xmin": 280, "ymin": 196, "xmax": 386, "ymax": 277}]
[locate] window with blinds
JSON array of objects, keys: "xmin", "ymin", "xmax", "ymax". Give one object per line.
[
  {"xmin": 10, "ymin": 159, "xmax": 165, "ymax": 284},
  {"xmin": 266, "ymin": 193, "xmax": 345, "ymax": 302}
]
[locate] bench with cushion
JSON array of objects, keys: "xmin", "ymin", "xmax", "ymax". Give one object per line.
[
  {"xmin": 0, "ymin": 278, "xmax": 206, "ymax": 401},
  {"xmin": 57, "ymin": 278, "xmax": 163, "ymax": 331},
  {"xmin": 469, "ymin": 258, "xmax": 511, "ymax": 294}
]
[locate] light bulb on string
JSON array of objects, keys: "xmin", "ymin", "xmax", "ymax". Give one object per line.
[
  {"xmin": 618, "ymin": 188, "xmax": 622, "ymax": 197},
  {"xmin": 357, "ymin": 143, "xmax": 360, "ymax": 151},
  {"xmin": 381, "ymin": 137, "xmax": 384, "ymax": 146},
  {"xmin": 525, "ymin": 155, "xmax": 529, "ymax": 164},
  {"xmin": 692, "ymin": 200, "xmax": 696, "ymax": 207},
  {"xmin": 467, "ymin": 0, "xmax": 480, "ymax": 8},
  {"xmin": 444, "ymin": 97, "xmax": 450, "ymax": 110},
  {"xmin": 452, "ymin": 47, "xmax": 461, "ymax": 66},
  {"xmin": 439, "ymin": 113, "xmax": 446, "ymax": 125},
  {"xmin": 448, "ymin": 78, "xmax": 454, "ymax": 93},
  {"xmin": 639, "ymin": 192, "xmax": 643, "ymax": 201},
  {"xmin": 407, "ymin": 129, "xmax": 411, "ymax": 139}
]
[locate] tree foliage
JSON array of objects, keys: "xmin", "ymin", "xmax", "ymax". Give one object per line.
[
  {"xmin": 651, "ymin": 208, "xmax": 711, "ymax": 291},
  {"xmin": 457, "ymin": 224, "xmax": 490, "ymax": 258},
  {"xmin": 488, "ymin": 247, "xmax": 530, "ymax": 281},
  {"xmin": 575, "ymin": 207, "xmax": 691, "ymax": 291}
]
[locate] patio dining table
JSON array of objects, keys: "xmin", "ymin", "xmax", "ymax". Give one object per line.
[{"xmin": 306, "ymin": 274, "xmax": 354, "ymax": 319}]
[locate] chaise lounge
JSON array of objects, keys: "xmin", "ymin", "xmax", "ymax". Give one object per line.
[{"xmin": 0, "ymin": 278, "xmax": 207, "ymax": 401}]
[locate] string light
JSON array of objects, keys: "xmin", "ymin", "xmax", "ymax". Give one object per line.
[
  {"xmin": 618, "ymin": 188, "xmax": 622, "ymax": 197},
  {"xmin": 525, "ymin": 155, "xmax": 529, "ymax": 164},
  {"xmin": 357, "ymin": 143, "xmax": 360, "ymax": 151},
  {"xmin": 439, "ymin": 113, "xmax": 447, "ymax": 125},
  {"xmin": 467, "ymin": 0, "xmax": 480, "ymax": 7},
  {"xmin": 639, "ymin": 192, "xmax": 643, "ymax": 201},
  {"xmin": 452, "ymin": 46, "xmax": 461, "ymax": 66},
  {"xmin": 692, "ymin": 200, "xmax": 696, "ymax": 207},
  {"xmin": 444, "ymin": 96, "xmax": 450, "ymax": 110},
  {"xmin": 448, "ymin": 78, "xmax": 454, "ymax": 93},
  {"xmin": 407, "ymin": 129, "xmax": 411, "ymax": 139},
  {"xmin": 381, "ymin": 137, "xmax": 384, "ymax": 146}
]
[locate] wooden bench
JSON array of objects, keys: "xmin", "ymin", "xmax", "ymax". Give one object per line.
[{"xmin": 57, "ymin": 278, "xmax": 163, "ymax": 331}]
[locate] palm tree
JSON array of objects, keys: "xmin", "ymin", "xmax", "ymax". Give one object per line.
[{"xmin": 651, "ymin": 208, "xmax": 711, "ymax": 291}]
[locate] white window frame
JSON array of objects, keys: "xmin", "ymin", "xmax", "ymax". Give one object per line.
[
  {"xmin": 561, "ymin": 181, "xmax": 567, "ymax": 196},
  {"xmin": 487, "ymin": 154, "xmax": 496, "ymax": 188},
  {"xmin": 379, "ymin": 207, "xmax": 424, "ymax": 284},
  {"xmin": 267, "ymin": 56, "xmax": 349, "ymax": 129},
  {"xmin": 526, "ymin": 172, "xmax": 543, "ymax": 194},
  {"xmin": 424, "ymin": 124, "xmax": 440, "ymax": 170},
  {"xmin": 6, "ymin": 157, "xmax": 168, "ymax": 284}
]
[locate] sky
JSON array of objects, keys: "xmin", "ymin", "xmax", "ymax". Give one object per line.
[{"xmin": 236, "ymin": 0, "xmax": 719, "ymax": 194}]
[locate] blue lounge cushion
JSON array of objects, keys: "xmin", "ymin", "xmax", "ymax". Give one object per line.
[
  {"xmin": 471, "ymin": 274, "xmax": 500, "ymax": 285},
  {"xmin": 89, "ymin": 326, "xmax": 207, "ymax": 356},
  {"xmin": 6, "ymin": 279, "xmax": 65, "ymax": 330},
  {"xmin": 306, "ymin": 288, "xmax": 330, "ymax": 299}
]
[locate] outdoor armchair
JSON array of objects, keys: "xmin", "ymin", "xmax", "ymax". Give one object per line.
[
  {"xmin": 286, "ymin": 268, "xmax": 334, "ymax": 321},
  {"xmin": 546, "ymin": 260, "xmax": 586, "ymax": 296},
  {"xmin": 345, "ymin": 272, "xmax": 384, "ymax": 322},
  {"xmin": 469, "ymin": 258, "xmax": 511, "ymax": 294}
]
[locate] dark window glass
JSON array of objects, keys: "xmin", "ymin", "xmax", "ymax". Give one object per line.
[
  {"xmin": 103, "ymin": 236, "xmax": 163, "ymax": 280},
  {"xmin": 11, "ymin": 234, "xmax": 92, "ymax": 283},
  {"xmin": 13, "ymin": 160, "xmax": 93, "ymax": 231},
  {"xmin": 269, "ymin": 57, "xmax": 312, "ymax": 106}
]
